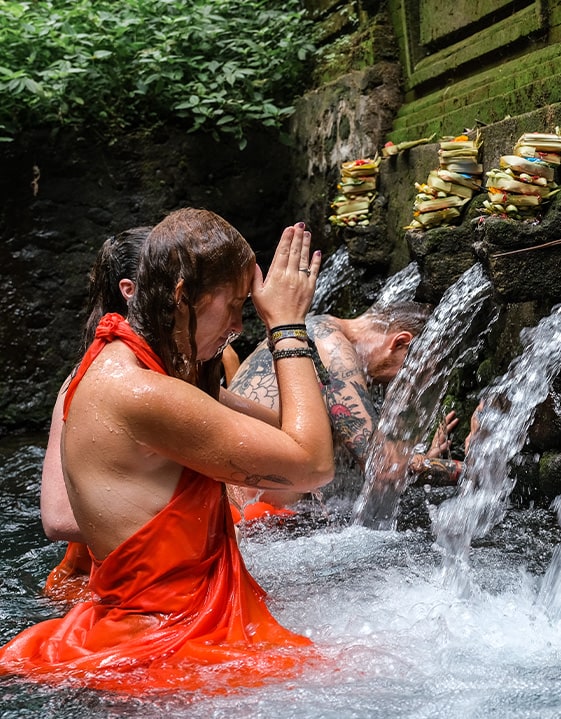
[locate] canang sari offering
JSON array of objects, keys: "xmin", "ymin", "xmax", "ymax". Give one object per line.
[{"xmin": 0, "ymin": 314, "xmax": 318, "ymax": 693}]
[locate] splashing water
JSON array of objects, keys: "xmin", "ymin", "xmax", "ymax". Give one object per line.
[
  {"xmin": 3, "ymin": 437, "xmax": 561, "ymax": 718},
  {"xmin": 433, "ymin": 305, "xmax": 561, "ymax": 596},
  {"xmin": 537, "ymin": 496, "xmax": 561, "ymax": 621},
  {"xmin": 353, "ymin": 263, "xmax": 496, "ymax": 530},
  {"xmin": 311, "ymin": 252, "xmax": 421, "ymax": 317},
  {"xmin": 374, "ymin": 261, "xmax": 421, "ymax": 307},
  {"xmin": 309, "ymin": 246, "xmax": 358, "ymax": 315}
]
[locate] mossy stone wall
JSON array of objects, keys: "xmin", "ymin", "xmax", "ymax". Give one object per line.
[{"xmin": 292, "ymin": 0, "xmax": 561, "ymax": 500}]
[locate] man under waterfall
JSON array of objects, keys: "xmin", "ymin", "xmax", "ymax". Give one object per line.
[{"xmin": 228, "ymin": 301, "xmax": 461, "ymax": 511}]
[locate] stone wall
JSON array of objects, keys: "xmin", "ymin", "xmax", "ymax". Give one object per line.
[
  {"xmin": 289, "ymin": 1, "xmax": 403, "ymax": 270},
  {"xmin": 294, "ymin": 0, "xmax": 561, "ymax": 265},
  {"xmin": 0, "ymin": 126, "xmax": 293, "ymax": 436},
  {"xmin": 388, "ymin": 0, "xmax": 561, "ymax": 143},
  {"xmin": 290, "ymin": 0, "xmax": 561, "ymax": 501},
  {"xmin": 292, "ymin": 0, "xmax": 561, "ymax": 314}
]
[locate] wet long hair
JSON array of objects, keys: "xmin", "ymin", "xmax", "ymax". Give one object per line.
[
  {"xmin": 127, "ymin": 208, "xmax": 255, "ymax": 398},
  {"xmin": 82, "ymin": 226, "xmax": 152, "ymax": 352}
]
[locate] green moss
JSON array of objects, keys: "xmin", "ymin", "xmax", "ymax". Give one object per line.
[
  {"xmin": 475, "ymin": 358, "xmax": 496, "ymax": 388},
  {"xmin": 311, "ymin": 12, "xmax": 397, "ymax": 85}
]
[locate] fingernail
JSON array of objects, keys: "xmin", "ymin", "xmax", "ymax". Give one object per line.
[{"xmin": 296, "ymin": 221, "xmax": 305, "ymax": 228}]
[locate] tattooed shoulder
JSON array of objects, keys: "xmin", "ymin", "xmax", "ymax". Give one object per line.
[{"xmin": 308, "ymin": 315, "xmax": 340, "ymax": 341}]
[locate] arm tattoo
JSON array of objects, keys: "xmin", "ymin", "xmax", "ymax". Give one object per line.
[
  {"xmin": 308, "ymin": 315, "xmax": 339, "ymax": 341},
  {"xmin": 325, "ymin": 365, "xmax": 377, "ymax": 467},
  {"xmin": 228, "ymin": 343, "xmax": 279, "ymax": 409},
  {"xmin": 228, "ymin": 460, "xmax": 292, "ymax": 489}
]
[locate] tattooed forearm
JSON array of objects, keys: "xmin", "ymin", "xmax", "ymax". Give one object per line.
[
  {"xmin": 353, "ymin": 379, "xmax": 376, "ymax": 409},
  {"xmin": 328, "ymin": 404, "xmax": 367, "ymax": 439},
  {"xmin": 228, "ymin": 460, "xmax": 292, "ymax": 489},
  {"xmin": 341, "ymin": 427, "xmax": 370, "ymax": 468},
  {"xmin": 325, "ymin": 373, "xmax": 378, "ymax": 466}
]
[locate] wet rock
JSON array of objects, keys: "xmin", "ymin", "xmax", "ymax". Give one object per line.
[
  {"xmin": 475, "ymin": 192, "xmax": 561, "ymax": 303},
  {"xmin": 0, "ymin": 126, "xmax": 294, "ymax": 436},
  {"xmin": 538, "ymin": 451, "xmax": 561, "ymax": 500},
  {"xmin": 405, "ymin": 197, "xmax": 488, "ymax": 304}
]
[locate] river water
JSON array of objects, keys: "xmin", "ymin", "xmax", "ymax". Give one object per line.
[{"xmin": 2, "ymin": 435, "xmax": 561, "ymax": 718}]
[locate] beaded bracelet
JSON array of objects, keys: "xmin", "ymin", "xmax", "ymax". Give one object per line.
[
  {"xmin": 270, "ymin": 339, "xmax": 331, "ymax": 386},
  {"xmin": 271, "ymin": 347, "xmax": 314, "ymax": 361}
]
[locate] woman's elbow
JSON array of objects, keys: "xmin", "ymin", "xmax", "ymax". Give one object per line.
[
  {"xmin": 42, "ymin": 518, "xmax": 66, "ymax": 542},
  {"xmin": 301, "ymin": 457, "xmax": 335, "ymax": 493},
  {"xmin": 42, "ymin": 519, "xmax": 66, "ymax": 542},
  {"xmin": 41, "ymin": 515, "xmax": 83, "ymax": 543}
]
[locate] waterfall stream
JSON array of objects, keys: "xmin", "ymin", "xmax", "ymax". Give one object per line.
[
  {"xmin": 433, "ymin": 304, "xmax": 561, "ymax": 595},
  {"xmin": 374, "ymin": 261, "xmax": 421, "ymax": 307},
  {"xmin": 353, "ymin": 263, "xmax": 496, "ymax": 529}
]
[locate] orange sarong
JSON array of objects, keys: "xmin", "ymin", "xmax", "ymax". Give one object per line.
[
  {"xmin": 0, "ymin": 314, "xmax": 314, "ymax": 692},
  {"xmin": 43, "ymin": 500, "xmax": 297, "ymax": 605},
  {"xmin": 43, "ymin": 541, "xmax": 92, "ymax": 603}
]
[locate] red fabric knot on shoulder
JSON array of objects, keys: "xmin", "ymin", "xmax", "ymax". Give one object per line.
[
  {"xmin": 95, "ymin": 312, "xmax": 128, "ymax": 341},
  {"xmin": 62, "ymin": 313, "xmax": 166, "ymax": 422}
]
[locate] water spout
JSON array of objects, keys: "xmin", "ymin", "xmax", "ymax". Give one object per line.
[
  {"xmin": 374, "ymin": 261, "xmax": 421, "ymax": 307},
  {"xmin": 310, "ymin": 250, "xmax": 420, "ymax": 317},
  {"xmin": 353, "ymin": 263, "xmax": 495, "ymax": 530},
  {"xmin": 309, "ymin": 246, "xmax": 358, "ymax": 315},
  {"xmin": 433, "ymin": 304, "xmax": 561, "ymax": 595}
]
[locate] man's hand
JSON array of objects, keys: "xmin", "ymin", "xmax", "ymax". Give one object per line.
[{"xmin": 427, "ymin": 410, "xmax": 459, "ymax": 458}]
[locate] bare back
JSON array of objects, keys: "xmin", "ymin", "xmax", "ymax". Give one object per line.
[
  {"xmin": 62, "ymin": 341, "xmax": 184, "ymax": 560},
  {"xmin": 63, "ymin": 338, "xmax": 333, "ymax": 560}
]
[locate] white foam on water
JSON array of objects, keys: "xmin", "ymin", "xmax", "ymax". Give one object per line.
[{"xmin": 204, "ymin": 523, "xmax": 561, "ymax": 719}]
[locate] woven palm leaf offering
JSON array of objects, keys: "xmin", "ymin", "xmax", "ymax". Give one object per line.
[
  {"xmin": 483, "ymin": 131, "xmax": 561, "ymax": 220},
  {"xmin": 405, "ymin": 133, "xmax": 483, "ymax": 230},
  {"xmin": 328, "ymin": 155, "xmax": 381, "ymax": 227}
]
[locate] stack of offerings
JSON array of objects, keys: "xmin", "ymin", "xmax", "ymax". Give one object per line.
[
  {"xmin": 328, "ymin": 156, "xmax": 381, "ymax": 227},
  {"xmin": 483, "ymin": 132, "xmax": 561, "ymax": 220},
  {"xmin": 405, "ymin": 134, "xmax": 482, "ymax": 230}
]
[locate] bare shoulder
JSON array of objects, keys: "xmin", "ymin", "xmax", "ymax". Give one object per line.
[
  {"xmin": 66, "ymin": 342, "xmax": 203, "ymax": 441},
  {"xmin": 307, "ymin": 314, "xmax": 341, "ymax": 341},
  {"xmin": 308, "ymin": 315, "xmax": 359, "ymax": 377}
]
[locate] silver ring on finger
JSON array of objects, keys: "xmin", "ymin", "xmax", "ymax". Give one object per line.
[{"xmin": 299, "ymin": 267, "xmax": 310, "ymax": 275}]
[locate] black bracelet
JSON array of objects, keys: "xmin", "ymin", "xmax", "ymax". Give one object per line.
[
  {"xmin": 267, "ymin": 323, "xmax": 330, "ymax": 386},
  {"xmin": 271, "ymin": 343, "xmax": 331, "ymax": 386},
  {"xmin": 271, "ymin": 347, "xmax": 314, "ymax": 361},
  {"xmin": 267, "ymin": 324, "xmax": 308, "ymax": 352},
  {"xmin": 268, "ymin": 324, "xmax": 307, "ymax": 335},
  {"xmin": 268, "ymin": 329, "xmax": 308, "ymax": 351}
]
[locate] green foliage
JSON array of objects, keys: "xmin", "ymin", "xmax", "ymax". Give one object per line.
[{"xmin": 0, "ymin": 0, "xmax": 315, "ymax": 146}]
